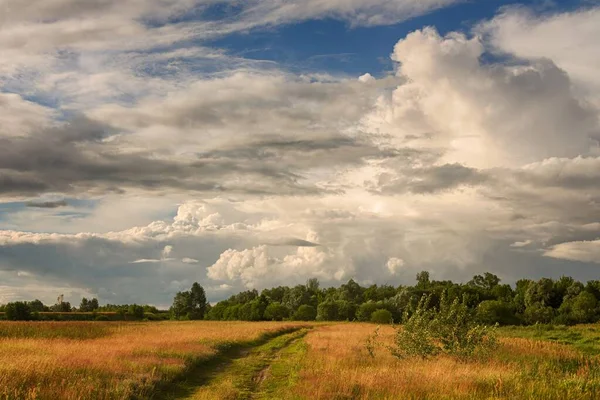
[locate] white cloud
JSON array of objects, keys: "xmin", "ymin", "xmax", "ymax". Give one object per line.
[
  {"xmin": 386, "ymin": 257, "xmax": 405, "ymax": 274},
  {"xmin": 2, "ymin": 4, "xmax": 600, "ymax": 305},
  {"xmin": 362, "ymin": 27, "xmax": 598, "ymax": 169},
  {"xmin": 479, "ymin": 6, "xmax": 600, "ymax": 99},
  {"xmin": 545, "ymin": 239, "xmax": 600, "ymax": 263}
]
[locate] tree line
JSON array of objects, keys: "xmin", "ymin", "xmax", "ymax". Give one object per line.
[
  {"xmin": 191, "ymin": 272, "xmax": 600, "ymax": 325},
  {"xmin": 2, "ymin": 272, "xmax": 599, "ymax": 325},
  {"xmin": 0, "ymin": 296, "xmax": 167, "ymax": 321}
]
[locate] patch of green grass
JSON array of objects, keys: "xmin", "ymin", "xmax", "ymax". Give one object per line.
[
  {"xmin": 255, "ymin": 335, "xmax": 308, "ymax": 400},
  {"xmin": 178, "ymin": 329, "xmax": 309, "ymax": 400},
  {"xmin": 151, "ymin": 327, "xmax": 308, "ymax": 400},
  {"xmin": 499, "ymin": 324, "xmax": 600, "ymax": 355}
]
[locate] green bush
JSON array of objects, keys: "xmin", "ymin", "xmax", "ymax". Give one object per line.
[
  {"xmin": 95, "ymin": 315, "xmax": 110, "ymax": 321},
  {"xmin": 371, "ymin": 309, "xmax": 393, "ymax": 324},
  {"xmin": 390, "ymin": 292, "xmax": 497, "ymax": 360}
]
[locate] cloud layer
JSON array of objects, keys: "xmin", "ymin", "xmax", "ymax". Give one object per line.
[{"xmin": 1, "ymin": 3, "xmax": 600, "ymax": 306}]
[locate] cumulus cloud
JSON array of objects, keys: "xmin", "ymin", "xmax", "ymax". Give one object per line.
[
  {"xmin": 2, "ymin": 3, "xmax": 600, "ymax": 305},
  {"xmin": 545, "ymin": 240, "xmax": 600, "ymax": 264},
  {"xmin": 363, "ymin": 27, "xmax": 599, "ymax": 168},
  {"xmin": 479, "ymin": 6, "xmax": 600, "ymax": 98},
  {"xmin": 386, "ymin": 257, "xmax": 405, "ymax": 274}
]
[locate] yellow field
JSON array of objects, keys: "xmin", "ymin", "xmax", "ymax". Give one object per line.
[
  {"xmin": 1, "ymin": 321, "xmax": 599, "ymax": 400},
  {"xmin": 287, "ymin": 324, "xmax": 600, "ymax": 400},
  {"xmin": 0, "ymin": 321, "xmax": 306, "ymax": 400}
]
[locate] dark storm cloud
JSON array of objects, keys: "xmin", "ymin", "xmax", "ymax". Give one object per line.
[
  {"xmin": 26, "ymin": 200, "xmax": 68, "ymax": 208},
  {"xmin": 0, "ymin": 118, "xmax": 399, "ymax": 198},
  {"xmin": 371, "ymin": 163, "xmax": 487, "ymax": 195}
]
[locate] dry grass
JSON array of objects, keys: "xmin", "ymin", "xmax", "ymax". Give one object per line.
[
  {"xmin": 288, "ymin": 323, "xmax": 600, "ymax": 400},
  {"xmin": 0, "ymin": 321, "xmax": 306, "ymax": 400}
]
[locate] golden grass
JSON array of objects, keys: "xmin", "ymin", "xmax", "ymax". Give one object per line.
[
  {"xmin": 0, "ymin": 321, "xmax": 306, "ymax": 400},
  {"xmin": 288, "ymin": 324, "xmax": 600, "ymax": 400}
]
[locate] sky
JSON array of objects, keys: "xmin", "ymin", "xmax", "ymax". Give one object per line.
[{"xmin": 1, "ymin": 0, "xmax": 600, "ymax": 307}]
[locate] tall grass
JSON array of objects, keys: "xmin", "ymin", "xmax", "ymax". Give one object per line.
[
  {"xmin": 0, "ymin": 321, "xmax": 306, "ymax": 400},
  {"xmin": 286, "ymin": 323, "xmax": 600, "ymax": 399},
  {"xmin": 0, "ymin": 322, "xmax": 111, "ymax": 339}
]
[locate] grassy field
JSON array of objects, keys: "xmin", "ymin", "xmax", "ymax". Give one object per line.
[
  {"xmin": 2, "ymin": 321, "xmax": 600, "ymax": 399},
  {"xmin": 0, "ymin": 321, "xmax": 308, "ymax": 399}
]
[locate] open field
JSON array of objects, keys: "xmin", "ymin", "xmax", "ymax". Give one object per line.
[
  {"xmin": 0, "ymin": 321, "xmax": 308, "ymax": 399},
  {"xmin": 2, "ymin": 321, "xmax": 600, "ymax": 400}
]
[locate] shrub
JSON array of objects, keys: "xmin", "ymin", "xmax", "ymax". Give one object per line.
[
  {"xmin": 390, "ymin": 292, "xmax": 497, "ymax": 360},
  {"xmin": 95, "ymin": 315, "xmax": 110, "ymax": 321},
  {"xmin": 371, "ymin": 309, "xmax": 393, "ymax": 324}
]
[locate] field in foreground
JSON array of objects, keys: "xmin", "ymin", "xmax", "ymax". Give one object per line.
[
  {"xmin": 1, "ymin": 321, "xmax": 600, "ymax": 399},
  {"xmin": 0, "ymin": 321, "xmax": 308, "ymax": 399}
]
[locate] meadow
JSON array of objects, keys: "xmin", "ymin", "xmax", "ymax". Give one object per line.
[
  {"xmin": 1, "ymin": 321, "xmax": 600, "ymax": 399},
  {"xmin": 0, "ymin": 321, "xmax": 307, "ymax": 400}
]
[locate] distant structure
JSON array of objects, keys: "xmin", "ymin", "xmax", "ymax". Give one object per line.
[{"xmin": 56, "ymin": 294, "xmax": 64, "ymax": 305}]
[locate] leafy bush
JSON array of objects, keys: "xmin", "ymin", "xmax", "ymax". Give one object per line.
[
  {"xmin": 390, "ymin": 292, "xmax": 497, "ymax": 360},
  {"xmin": 371, "ymin": 309, "xmax": 393, "ymax": 324}
]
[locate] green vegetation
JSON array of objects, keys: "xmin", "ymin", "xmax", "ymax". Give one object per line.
[
  {"xmin": 390, "ymin": 292, "xmax": 497, "ymax": 360},
  {"xmin": 3, "ymin": 273, "xmax": 600, "ymax": 328},
  {"xmin": 500, "ymin": 324, "xmax": 600, "ymax": 355},
  {"xmin": 201, "ymin": 272, "xmax": 600, "ymax": 328}
]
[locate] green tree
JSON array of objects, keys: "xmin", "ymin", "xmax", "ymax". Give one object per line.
[
  {"xmin": 371, "ymin": 309, "xmax": 393, "ymax": 324},
  {"xmin": 356, "ymin": 301, "xmax": 380, "ymax": 322},
  {"xmin": 416, "ymin": 271, "xmax": 431, "ymax": 289},
  {"xmin": 294, "ymin": 305, "xmax": 317, "ymax": 321},
  {"xmin": 171, "ymin": 291, "xmax": 192, "ymax": 319},
  {"xmin": 79, "ymin": 297, "xmax": 99, "ymax": 312},
  {"xmin": 206, "ymin": 301, "xmax": 229, "ymax": 320},
  {"xmin": 27, "ymin": 299, "xmax": 46, "ymax": 312},
  {"xmin": 128, "ymin": 304, "xmax": 144, "ymax": 319},
  {"xmin": 189, "ymin": 283, "xmax": 208, "ymax": 320},
  {"xmin": 476, "ymin": 300, "xmax": 518, "ymax": 325},
  {"xmin": 264, "ymin": 302, "xmax": 289, "ymax": 321},
  {"xmin": 5, "ymin": 302, "xmax": 32, "ymax": 321}
]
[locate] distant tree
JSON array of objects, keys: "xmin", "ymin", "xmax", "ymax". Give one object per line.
[
  {"xmin": 206, "ymin": 301, "xmax": 229, "ymax": 320},
  {"xmin": 559, "ymin": 291, "xmax": 598, "ymax": 324},
  {"xmin": 28, "ymin": 299, "xmax": 46, "ymax": 313},
  {"xmin": 51, "ymin": 301, "xmax": 71, "ymax": 312},
  {"xmin": 79, "ymin": 297, "xmax": 99, "ymax": 312},
  {"xmin": 264, "ymin": 302, "xmax": 289, "ymax": 321},
  {"xmin": 356, "ymin": 301, "xmax": 379, "ymax": 322},
  {"xmin": 338, "ymin": 279, "xmax": 363, "ymax": 304},
  {"xmin": 283, "ymin": 285, "xmax": 313, "ymax": 311},
  {"xmin": 294, "ymin": 305, "xmax": 317, "ymax": 321},
  {"xmin": 171, "ymin": 291, "xmax": 192, "ymax": 319},
  {"xmin": 189, "ymin": 283, "xmax": 208, "ymax": 320},
  {"xmin": 128, "ymin": 304, "xmax": 144, "ymax": 319},
  {"xmin": 371, "ymin": 309, "xmax": 393, "ymax": 324},
  {"xmin": 170, "ymin": 282, "xmax": 208, "ymax": 320},
  {"xmin": 476, "ymin": 300, "xmax": 518, "ymax": 326},
  {"xmin": 5, "ymin": 302, "xmax": 32, "ymax": 321},
  {"xmin": 523, "ymin": 303, "xmax": 554, "ymax": 324},
  {"xmin": 317, "ymin": 300, "xmax": 339, "ymax": 321},
  {"xmin": 261, "ymin": 286, "xmax": 289, "ymax": 303},
  {"xmin": 306, "ymin": 278, "xmax": 320, "ymax": 293},
  {"xmin": 468, "ymin": 273, "xmax": 500, "ymax": 292},
  {"xmin": 416, "ymin": 271, "xmax": 431, "ymax": 289}
]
